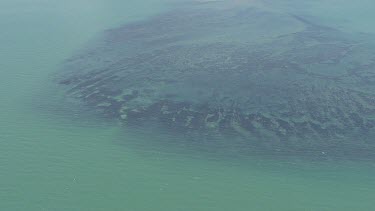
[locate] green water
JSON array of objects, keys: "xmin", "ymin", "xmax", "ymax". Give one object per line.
[{"xmin": 1, "ymin": 0, "xmax": 375, "ymax": 210}]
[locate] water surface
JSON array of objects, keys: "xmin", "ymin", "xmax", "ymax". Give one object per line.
[{"xmin": 1, "ymin": 0, "xmax": 375, "ymax": 210}]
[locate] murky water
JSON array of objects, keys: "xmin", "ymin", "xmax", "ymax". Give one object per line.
[{"xmin": 1, "ymin": 1, "xmax": 375, "ymax": 210}]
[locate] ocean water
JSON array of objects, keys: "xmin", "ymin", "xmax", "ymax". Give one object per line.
[{"xmin": 1, "ymin": 0, "xmax": 375, "ymax": 210}]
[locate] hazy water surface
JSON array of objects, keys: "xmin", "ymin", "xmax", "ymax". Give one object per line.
[{"xmin": 1, "ymin": 0, "xmax": 375, "ymax": 210}]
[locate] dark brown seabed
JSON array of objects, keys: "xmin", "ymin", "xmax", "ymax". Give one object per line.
[{"xmin": 58, "ymin": 5, "xmax": 375, "ymax": 157}]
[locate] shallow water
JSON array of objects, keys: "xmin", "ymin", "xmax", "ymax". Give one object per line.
[{"xmin": 1, "ymin": 0, "xmax": 375, "ymax": 210}]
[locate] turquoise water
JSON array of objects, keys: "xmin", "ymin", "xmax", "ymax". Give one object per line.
[{"xmin": 1, "ymin": 0, "xmax": 375, "ymax": 210}]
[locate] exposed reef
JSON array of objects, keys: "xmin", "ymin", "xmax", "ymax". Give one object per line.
[{"xmin": 58, "ymin": 6, "xmax": 375, "ymax": 154}]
